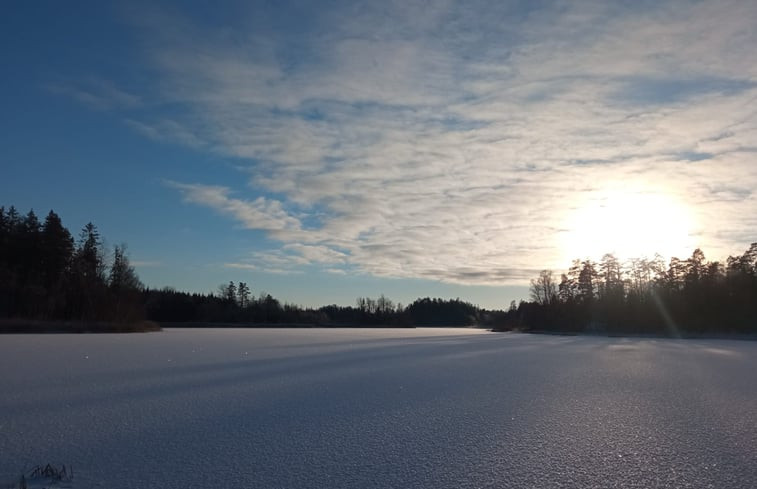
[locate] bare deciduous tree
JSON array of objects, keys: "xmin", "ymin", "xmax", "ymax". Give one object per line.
[{"xmin": 530, "ymin": 269, "xmax": 557, "ymax": 305}]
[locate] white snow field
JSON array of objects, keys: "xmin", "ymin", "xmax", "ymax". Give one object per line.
[{"xmin": 1, "ymin": 328, "xmax": 756, "ymax": 488}]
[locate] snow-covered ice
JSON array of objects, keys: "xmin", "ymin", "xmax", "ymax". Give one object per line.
[{"xmin": 1, "ymin": 328, "xmax": 756, "ymax": 488}]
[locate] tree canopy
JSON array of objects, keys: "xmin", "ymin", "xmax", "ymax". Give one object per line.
[{"xmin": 497, "ymin": 246, "xmax": 757, "ymax": 335}]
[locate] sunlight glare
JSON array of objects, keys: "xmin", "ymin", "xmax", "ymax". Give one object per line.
[{"xmin": 560, "ymin": 187, "xmax": 697, "ymax": 262}]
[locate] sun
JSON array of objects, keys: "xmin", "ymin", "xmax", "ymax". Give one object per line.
[{"xmin": 560, "ymin": 186, "xmax": 697, "ymax": 263}]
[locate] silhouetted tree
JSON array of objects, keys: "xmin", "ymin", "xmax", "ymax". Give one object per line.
[
  {"xmin": 237, "ymin": 282, "xmax": 250, "ymax": 308},
  {"xmin": 69, "ymin": 222, "xmax": 107, "ymax": 320},
  {"xmin": 108, "ymin": 244, "xmax": 144, "ymax": 322},
  {"xmin": 530, "ymin": 270, "xmax": 557, "ymax": 306},
  {"xmin": 40, "ymin": 211, "xmax": 73, "ymax": 287},
  {"xmin": 219, "ymin": 281, "xmax": 237, "ymax": 304},
  {"xmin": 40, "ymin": 210, "xmax": 74, "ymax": 317},
  {"xmin": 109, "ymin": 245, "xmax": 143, "ymax": 292},
  {"xmin": 577, "ymin": 260, "xmax": 598, "ymax": 304},
  {"xmin": 74, "ymin": 223, "xmax": 105, "ymax": 282}
]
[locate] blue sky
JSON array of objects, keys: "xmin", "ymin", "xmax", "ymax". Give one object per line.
[{"xmin": 2, "ymin": 1, "xmax": 756, "ymax": 309}]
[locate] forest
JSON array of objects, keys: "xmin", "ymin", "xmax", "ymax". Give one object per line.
[
  {"xmin": 2, "ymin": 204, "xmax": 755, "ymax": 334},
  {"xmin": 0, "ymin": 205, "xmax": 506, "ymax": 330},
  {"xmin": 498, "ymin": 245, "xmax": 757, "ymax": 335}
]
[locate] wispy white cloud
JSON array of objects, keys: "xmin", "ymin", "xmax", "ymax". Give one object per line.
[
  {"xmin": 46, "ymin": 77, "xmax": 142, "ymax": 110},
  {"xmin": 166, "ymin": 181, "xmax": 302, "ymax": 233},
  {"xmin": 225, "ymin": 253, "xmax": 306, "ymax": 275},
  {"xmin": 113, "ymin": 0, "xmax": 757, "ymax": 283},
  {"xmin": 223, "ymin": 263, "xmax": 258, "ymax": 271},
  {"xmin": 124, "ymin": 119, "xmax": 205, "ymax": 148}
]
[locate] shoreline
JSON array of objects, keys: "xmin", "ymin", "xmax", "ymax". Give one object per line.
[
  {"xmin": 0, "ymin": 319, "xmax": 161, "ymax": 334},
  {"xmin": 498, "ymin": 329, "xmax": 757, "ymax": 341}
]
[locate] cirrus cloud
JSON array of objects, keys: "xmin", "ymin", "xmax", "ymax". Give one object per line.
[{"xmin": 110, "ymin": 1, "xmax": 757, "ymax": 283}]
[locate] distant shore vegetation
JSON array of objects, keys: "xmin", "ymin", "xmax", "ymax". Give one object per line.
[
  {"xmin": 499, "ymin": 245, "xmax": 757, "ymax": 335},
  {"xmin": 1, "ymin": 204, "xmax": 755, "ymax": 335},
  {"xmin": 0, "ymin": 205, "xmax": 506, "ymax": 331}
]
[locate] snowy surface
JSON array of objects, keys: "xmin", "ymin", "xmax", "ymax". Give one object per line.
[{"xmin": 1, "ymin": 328, "xmax": 756, "ymax": 488}]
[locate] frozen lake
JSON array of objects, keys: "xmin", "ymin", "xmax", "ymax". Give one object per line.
[{"xmin": 1, "ymin": 328, "xmax": 756, "ymax": 488}]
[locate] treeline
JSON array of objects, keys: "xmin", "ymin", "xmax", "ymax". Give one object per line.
[
  {"xmin": 497, "ymin": 245, "xmax": 757, "ymax": 335},
  {"xmin": 145, "ymin": 285, "xmax": 507, "ymax": 328},
  {"xmin": 1, "ymin": 205, "xmax": 507, "ymax": 329},
  {"xmin": 0, "ymin": 206, "xmax": 145, "ymax": 326}
]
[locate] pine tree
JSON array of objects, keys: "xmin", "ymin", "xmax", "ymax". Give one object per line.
[
  {"xmin": 108, "ymin": 244, "xmax": 144, "ymax": 322},
  {"xmin": 109, "ymin": 245, "xmax": 143, "ymax": 292},
  {"xmin": 237, "ymin": 282, "xmax": 250, "ymax": 308},
  {"xmin": 75, "ymin": 222, "xmax": 105, "ymax": 282},
  {"xmin": 224, "ymin": 281, "xmax": 237, "ymax": 303},
  {"xmin": 41, "ymin": 210, "xmax": 73, "ymax": 289},
  {"xmin": 70, "ymin": 222, "xmax": 106, "ymax": 319}
]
